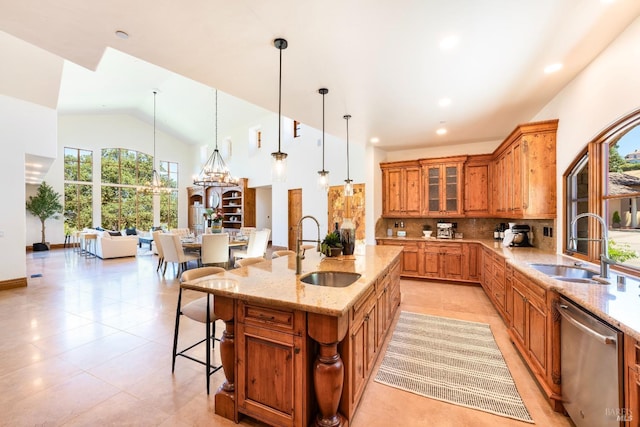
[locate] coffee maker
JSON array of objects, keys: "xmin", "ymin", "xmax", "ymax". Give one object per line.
[
  {"xmin": 511, "ymin": 224, "xmax": 533, "ymax": 247},
  {"xmin": 436, "ymin": 222, "xmax": 456, "ymax": 239}
]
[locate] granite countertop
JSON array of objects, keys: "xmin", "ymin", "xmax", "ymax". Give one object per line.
[
  {"xmin": 181, "ymin": 244, "xmax": 403, "ymax": 318},
  {"xmin": 378, "ymin": 235, "xmax": 640, "ymax": 341}
]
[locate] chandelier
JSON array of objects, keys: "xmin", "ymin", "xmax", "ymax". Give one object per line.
[
  {"xmin": 193, "ymin": 89, "xmax": 238, "ymax": 188},
  {"xmin": 139, "ymin": 90, "xmax": 172, "ymax": 195}
]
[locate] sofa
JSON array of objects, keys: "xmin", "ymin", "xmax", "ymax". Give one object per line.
[{"xmin": 84, "ymin": 230, "xmax": 138, "ymax": 259}]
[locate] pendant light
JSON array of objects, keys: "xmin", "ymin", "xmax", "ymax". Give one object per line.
[
  {"xmin": 193, "ymin": 89, "xmax": 238, "ymax": 188},
  {"xmin": 271, "ymin": 38, "xmax": 288, "ymax": 182},
  {"xmin": 343, "ymin": 114, "xmax": 354, "ymax": 196},
  {"xmin": 139, "ymin": 90, "xmax": 170, "ymax": 195},
  {"xmin": 317, "ymin": 88, "xmax": 330, "ymax": 192}
]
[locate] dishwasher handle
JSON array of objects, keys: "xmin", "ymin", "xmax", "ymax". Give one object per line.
[{"xmin": 557, "ymin": 304, "xmax": 617, "ymax": 345}]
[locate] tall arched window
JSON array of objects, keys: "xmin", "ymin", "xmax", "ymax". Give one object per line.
[{"xmin": 564, "ymin": 109, "xmax": 640, "ymax": 272}]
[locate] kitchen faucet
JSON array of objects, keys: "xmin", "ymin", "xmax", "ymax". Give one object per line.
[
  {"xmin": 296, "ymin": 215, "xmax": 322, "ymax": 275},
  {"xmin": 569, "ymin": 212, "xmax": 615, "ymax": 279}
]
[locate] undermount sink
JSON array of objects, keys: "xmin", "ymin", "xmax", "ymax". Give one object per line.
[
  {"xmin": 300, "ymin": 271, "xmax": 362, "ymax": 288},
  {"xmin": 528, "ymin": 263, "xmax": 604, "ymax": 284},
  {"xmin": 554, "ymin": 277, "xmax": 601, "ymax": 284},
  {"xmin": 529, "ymin": 263, "xmax": 597, "ymax": 279}
]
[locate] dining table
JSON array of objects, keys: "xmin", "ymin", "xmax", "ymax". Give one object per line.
[{"xmin": 181, "ymin": 236, "xmax": 248, "ymax": 252}]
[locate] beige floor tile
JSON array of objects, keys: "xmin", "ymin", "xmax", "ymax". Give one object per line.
[{"xmin": 0, "ymin": 248, "xmax": 575, "ymax": 426}]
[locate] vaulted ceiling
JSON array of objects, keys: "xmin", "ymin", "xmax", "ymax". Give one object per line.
[{"xmin": 2, "ymin": 0, "xmax": 640, "ymax": 152}]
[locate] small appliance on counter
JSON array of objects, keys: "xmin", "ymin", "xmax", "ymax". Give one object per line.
[
  {"xmin": 510, "ymin": 224, "xmax": 533, "ymax": 247},
  {"xmin": 436, "ymin": 222, "xmax": 456, "ymax": 239}
]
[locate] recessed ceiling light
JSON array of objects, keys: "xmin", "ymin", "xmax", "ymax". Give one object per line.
[
  {"xmin": 438, "ymin": 98, "xmax": 452, "ymax": 107},
  {"xmin": 115, "ymin": 30, "xmax": 129, "ymax": 40},
  {"xmin": 370, "ymin": 137, "xmax": 380, "ymax": 144},
  {"xmin": 544, "ymin": 63, "xmax": 563, "ymax": 74},
  {"xmin": 439, "ymin": 35, "xmax": 459, "ymax": 50},
  {"xmin": 436, "ymin": 128, "xmax": 447, "ymax": 135}
]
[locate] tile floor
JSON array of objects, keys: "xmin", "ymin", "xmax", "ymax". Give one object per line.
[{"xmin": 0, "ymin": 248, "xmax": 573, "ymax": 426}]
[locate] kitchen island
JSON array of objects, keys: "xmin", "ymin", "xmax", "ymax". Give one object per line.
[{"xmin": 181, "ymin": 245, "xmax": 403, "ymax": 427}]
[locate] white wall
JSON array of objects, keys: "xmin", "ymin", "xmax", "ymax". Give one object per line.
[
  {"xmin": 209, "ymin": 97, "xmax": 367, "ymax": 248},
  {"xmin": 532, "ymin": 15, "xmax": 640, "ymax": 250},
  {"xmin": 0, "ymin": 94, "xmax": 57, "ymax": 282}
]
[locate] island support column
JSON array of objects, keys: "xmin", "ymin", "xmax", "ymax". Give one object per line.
[
  {"xmin": 214, "ymin": 296, "xmax": 237, "ymax": 422},
  {"xmin": 307, "ymin": 312, "xmax": 349, "ymax": 427}
]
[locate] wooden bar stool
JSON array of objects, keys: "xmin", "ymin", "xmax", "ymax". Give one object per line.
[{"xmin": 84, "ymin": 233, "xmax": 97, "ymax": 258}]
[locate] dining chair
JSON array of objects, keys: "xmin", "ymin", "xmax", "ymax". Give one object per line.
[
  {"xmin": 152, "ymin": 230, "xmax": 165, "ymax": 272},
  {"xmin": 234, "ymin": 228, "xmax": 271, "ymax": 261},
  {"xmin": 201, "ymin": 233, "xmax": 230, "ymax": 269},
  {"xmin": 235, "ymin": 256, "xmax": 266, "ymax": 268},
  {"xmin": 173, "ymin": 266, "xmax": 225, "ymax": 394},
  {"xmin": 272, "ymin": 249, "xmax": 296, "ymax": 259},
  {"xmin": 159, "ymin": 233, "xmax": 200, "ymax": 278}
]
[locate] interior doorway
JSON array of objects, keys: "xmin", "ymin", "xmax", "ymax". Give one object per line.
[
  {"xmin": 255, "ymin": 186, "xmax": 272, "ymax": 241},
  {"xmin": 288, "ymin": 189, "xmax": 302, "ymax": 250}
]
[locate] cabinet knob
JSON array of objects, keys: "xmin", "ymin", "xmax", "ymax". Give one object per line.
[{"xmin": 294, "ymin": 347, "xmax": 300, "ymax": 354}]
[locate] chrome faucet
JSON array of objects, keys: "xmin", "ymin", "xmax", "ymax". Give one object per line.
[
  {"xmin": 569, "ymin": 212, "xmax": 615, "ymax": 279},
  {"xmin": 296, "ymin": 215, "xmax": 322, "ymax": 275}
]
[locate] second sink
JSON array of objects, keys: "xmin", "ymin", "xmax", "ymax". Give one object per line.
[
  {"xmin": 529, "ymin": 263, "xmax": 597, "ymax": 279},
  {"xmin": 300, "ymin": 271, "xmax": 361, "ymax": 287}
]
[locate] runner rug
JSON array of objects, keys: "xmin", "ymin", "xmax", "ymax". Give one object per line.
[{"xmin": 374, "ymin": 311, "xmax": 533, "ymax": 423}]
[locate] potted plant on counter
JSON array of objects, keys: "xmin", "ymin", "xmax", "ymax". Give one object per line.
[
  {"xmin": 26, "ymin": 181, "xmax": 63, "ymax": 251},
  {"xmin": 422, "ymin": 224, "xmax": 432, "ymax": 238},
  {"xmin": 321, "ymin": 231, "xmax": 343, "ymax": 257}
]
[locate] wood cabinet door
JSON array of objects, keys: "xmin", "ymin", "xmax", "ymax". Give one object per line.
[
  {"xmin": 441, "ymin": 246, "xmax": 463, "ymax": 280},
  {"xmin": 424, "ymin": 165, "xmax": 442, "ymax": 216},
  {"xmin": 511, "ymin": 281, "xmax": 527, "ymax": 347},
  {"xmin": 628, "ymin": 368, "xmax": 639, "ymax": 427},
  {"xmin": 442, "ymin": 163, "xmax": 463, "ymax": 215},
  {"xmin": 527, "ymin": 298, "xmax": 547, "ymax": 376},
  {"xmin": 385, "ymin": 168, "xmax": 403, "ymax": 215},
  {"xmin": 404, "ymin": 167, "xmax": 422, "ymax": 215},
  {"xmin": 464, "ymin": 243, "xmax": 480, "ymax": 281},
  {"xmin": 421, "ymin": 245, "xmax": 440, "ymax": 278},
  {"xmin": 511, "ymin": 140, "xmax": 523, "ymax": 215},
  {"xmin": 365, "ymin": 303, "xmax": 377, "ymax": 373},
  {"xmin": 350, "ymin": 302, "xmax": 376, "ymax": 406},
  {"xmin": 464, "ymin": 162, "xmax": 490, "ymax": 216},
  {"xmin": 237, "ymin": 323, "xmax": 302, "ymax": 427},
  {"xmin": 400, "ymin": 244, "xmax": 421, "ymax": 276}
]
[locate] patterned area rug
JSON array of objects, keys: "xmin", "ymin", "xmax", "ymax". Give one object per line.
[{"xmin": 375, "ymin": 311, "xmax": 533, "ymax": 423}]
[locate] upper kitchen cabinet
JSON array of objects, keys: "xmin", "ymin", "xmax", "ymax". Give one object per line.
[
  {"xmin": 491, "ymin": 120, "xmax": 558, "ymax": 219},
  {"xmin": 381, "ymin": 160, "xmax": 422, "ymax": 217},
  {"xmin": 464, "ymin": 155, "xmax": 492, "ymax": 217},
  {"xmin": 420, "ymin": 156, "xmax": 467, "ymax": 217}
]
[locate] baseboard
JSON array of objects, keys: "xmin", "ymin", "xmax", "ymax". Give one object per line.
[
  {"xmin": 25, "ymin": 243, "xmax": 69, "ymax": 252},
  {"xmin": 0, "ymin": 277, "xmax": 27, "ymax": 290}
]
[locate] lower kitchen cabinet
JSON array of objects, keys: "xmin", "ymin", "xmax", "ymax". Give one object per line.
[
  {"xmin": 236, "ymin": 302, "xmax": 311, "ymax": 427},
  {"xmin": 378, "ymin": 239, "xmax": 421, "ymax": 277},
  {"xmin": 625, "ymin": 334, "xmax": 640, "ymax": 427},
  {"xmin": 422, "ymin": 242, "xmax": 464, "ymax": 280},
  {"xmin": 509, "ymin": 270, "xmax": 562, "ymax": 411},
  {"xmin": 340, "ymin": 259, "xmax": 401, "ymax": 420}
]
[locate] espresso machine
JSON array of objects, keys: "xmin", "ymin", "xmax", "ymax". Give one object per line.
[
  {"xmin": 510, "ymin": 224, "xmax": 533, "ymax": 247},
  {"xmin": 436, "ymin": 222, "xmax": 456, "ymax": 239}
]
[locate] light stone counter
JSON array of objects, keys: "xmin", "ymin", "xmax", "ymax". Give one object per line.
[
  {"xmin": 377, "ymin": 235, "xmax": 640, "ymax": 341},
  {"xmin": 181, "ymin": 244, "xmax": 403, "ymax": 317}
]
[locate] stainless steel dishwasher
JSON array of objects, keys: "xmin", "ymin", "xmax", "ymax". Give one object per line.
[{"xmin": 557, "ymin": 296, "xmax": 623, "ymax": 427}]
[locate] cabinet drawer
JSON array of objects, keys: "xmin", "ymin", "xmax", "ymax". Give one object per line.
[
  {"xmin": 352, "ymin": 286, "xmax": 376, "ymax": 325},
  {"xmin": 238, "ymin": 301, "xmax": 302, "ymax": 334}
]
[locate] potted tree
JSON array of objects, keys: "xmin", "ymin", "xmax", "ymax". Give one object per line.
[{"xmin": 26, "ymin": 181, "xmax": 63, "ymax": 251}]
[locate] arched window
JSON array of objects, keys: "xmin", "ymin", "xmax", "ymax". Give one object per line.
[{"xmin": 564, "ymin": 109, "xmax": 640, "ymax": 273}]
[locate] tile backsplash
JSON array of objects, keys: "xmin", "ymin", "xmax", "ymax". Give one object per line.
[{"xmin": 375, "ymin": 217, "xmax": 556, "ymax": 252}]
